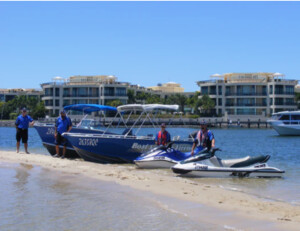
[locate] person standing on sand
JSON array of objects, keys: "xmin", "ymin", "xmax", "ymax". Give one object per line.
[
  {"xmin": 190, "ymin": 121, "xmax": 215, "ymax": 155},
  {"xmin": 155, "ymin": 123, "xmax": 171, "ymax": 146},
  {"xmin": 15, "ymin": 108, "xmax": 34, "ymax": 154},
  {"xmin": 54, "ymin": 110, "xmax": 72, "ymax": 159}
]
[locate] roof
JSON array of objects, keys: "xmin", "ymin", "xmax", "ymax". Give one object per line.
[
  {"xmin": 117, "ymin": 104, "xmax": 179, "ymax": 112},
  {"xmin": 272, "ymin": 111, "xmax": 300, "ymax": 115},
  {"xmin": 64, "ymin": 104, "xmax": 117, "ymax": 113}
]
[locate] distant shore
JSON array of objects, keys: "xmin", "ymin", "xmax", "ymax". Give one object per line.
[
  {"xmin": 1, "ymin": 150, "xmax": 299, "ymax": 230},
  {"xmin": 0, "ymin": 118, "xmax": 271, "ymax": 128}
]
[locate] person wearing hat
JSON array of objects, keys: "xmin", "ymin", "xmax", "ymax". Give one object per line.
[
  {"xmin": 155, "ymin": 123, "xmax": 171, "ymax": 146},
  {"xmin": 54, "ymin": 110, "xmax": 72, "ymax": 158},
  {"xmin": 15, "ymin": 108, "xmax": 34, "ymax": 154},
  {"xmin": 191, "ymin": 121, "xmax": 215, "ymax": 155}
]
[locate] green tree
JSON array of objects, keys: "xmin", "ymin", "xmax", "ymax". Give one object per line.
[
  {"xmin": 127, "ymin": 89, "xmax": 136, "ymax": 104},
  {"xmin": 199, "ymin": 94, "xmax": 215, "ymax": 115},
  {"xmin": 106, "ymin": 99, "xmax": 123, "ymax": 107}
]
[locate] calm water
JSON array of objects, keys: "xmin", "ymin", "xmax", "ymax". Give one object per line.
[
  {"xmin": 0, "ymin": 162, "xmax": 217, "ymax": 231},
  {"xmin": 0, "ymin": 127, "xmax": 300, "ymax": 230}
]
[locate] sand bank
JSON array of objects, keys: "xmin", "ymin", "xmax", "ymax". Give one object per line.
[{"xmin": 1, "ymin": 150, "xmax": 299, "ymax": 230}]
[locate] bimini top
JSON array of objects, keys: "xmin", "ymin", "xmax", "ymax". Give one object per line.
[
  {"xmin": 117, "ymin": 104, "xmax": 179, "ymax": 112},
  {"xmin": 64, "ymin": 104, "xmax": 117, "ymax": 113}
]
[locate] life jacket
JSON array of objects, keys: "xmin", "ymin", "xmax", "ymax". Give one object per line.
[
  {"xmin": 157, "ymin": 131, "xmax": 168, "ymax": 145},
  {"xmin": 196, "ymin": 130, "xmax": 212, "ymax": 150}
]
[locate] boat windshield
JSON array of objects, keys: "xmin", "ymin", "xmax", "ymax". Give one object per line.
[{"xmin": 271, "ymin": 114, "xmax": 282, "ymax": 120}]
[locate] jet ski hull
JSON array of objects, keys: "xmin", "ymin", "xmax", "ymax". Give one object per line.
[
  {"xmin": 134, "ymin": 158, "xmax": 177, "ymax": 169},
  {"xmin": 172, "ymin": 163, "xmax": 284, "ymax": 178}
]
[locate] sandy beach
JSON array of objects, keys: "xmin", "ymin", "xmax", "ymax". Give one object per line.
[{"xmin": 1, "ymin": 150, "xmax": 300, "ymax": 230}]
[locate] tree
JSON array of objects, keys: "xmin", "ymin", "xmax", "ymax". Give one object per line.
[
  {"xmin": 165, "ymin": 94, "xmax": 187, "ymax": 113},
  {"xmin": 31, "ymin": 101, "xmax": 46, "ymax": 119},
  {"xmin": 0, "ymin": 95, "xmax": 46, "ymax": 120},
  {"xmin": 106, "ymin": 99, "xmax": 123, "ymax": 107},
  {"xmin": 199, "ymin": 94, "xmax": 215, "ymax": 115},
  {"xmin": 127, "ymin": 89, "xmax": 136, "ymax": 104}
]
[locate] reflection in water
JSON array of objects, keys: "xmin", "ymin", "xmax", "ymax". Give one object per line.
[
  {"xmin": 0, "ymin": 164, "xmax": 214, "ymax": 231},
  {"xmin": 14, "ymin": 163, "xmax": 33, "ymax": 190}
]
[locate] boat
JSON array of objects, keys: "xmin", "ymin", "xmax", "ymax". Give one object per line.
[
  {"xmin": 171, "ymin": 148, "xmax": 284, "ymax": 178},
  {"xmin": 63, "ymin": 104, "xmax": 194, "ymax": 163},
  {"xmin": 267, "ymin": 111, "xmax": 300, "ymax": 136},
  {"xmin": 134, "ymin": 142, "xmax": 191, "ymax": 169},
  {"xmin": 34, "ymin": 104, "xmax": 117, "ymax": 158}
]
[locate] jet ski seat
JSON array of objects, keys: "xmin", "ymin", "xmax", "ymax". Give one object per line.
[{"xmin": 220, "ymin": 155, "xmax": 270, "ymax": 168}]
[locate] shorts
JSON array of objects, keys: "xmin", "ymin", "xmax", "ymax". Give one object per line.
[
  {"xmin": 55, "ymin": 133, "xmax": 67, "ymax": 146},
  {"xmin": 16, "ymin": 128, "xmax": 28, "ymax": 143}
]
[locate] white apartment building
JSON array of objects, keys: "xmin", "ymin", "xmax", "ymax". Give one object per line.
[
  {"xmin": 197, "ymin": 73, "xmax": 298, "ymax": 116},
  {"xmin": 41, "ymin": 76, "xmax": 193, "ymax": 116},
  {"xmin": 41, "ymin": 75, "xmax": 129, "ymax": 116}
]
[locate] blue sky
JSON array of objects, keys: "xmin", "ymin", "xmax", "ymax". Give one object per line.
[{"xmin": 1, "ymin": 1, "xmax": 300, "ymax": 92}]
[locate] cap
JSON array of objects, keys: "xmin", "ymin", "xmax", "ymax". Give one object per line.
[
  {"xmin": 60, "ymin": 110, "xmax": 66, "ymax": 114},
  {"xmin": 22, "ymin": 108, "xmax": 27, "ymax": 112},
  {"xmin": 161, "ymin": 123, "xmax": 166, "ymax": 127}
]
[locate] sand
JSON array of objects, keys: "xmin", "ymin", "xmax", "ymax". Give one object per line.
[{"xmin": 1, "ymin": 150, "xmax": 300, "ymax": 230}]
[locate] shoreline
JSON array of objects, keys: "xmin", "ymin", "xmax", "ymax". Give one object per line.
[{"xmin": 1, "ymin": 151, "xmax": 299, "ymax": 230}]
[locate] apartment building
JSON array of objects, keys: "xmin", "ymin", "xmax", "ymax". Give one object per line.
[
  {"xmin": 147, "ymin": 82, "xmax": 184, "ymax": 93},
  {"xmin": 197, "ymin": 73, "xmax": 298, "ymax": 116},
  {"xmin": 41, "ymin": 75, "xmax": 129, "ymax": 115},
  {"xmin": 0, "ymin": 88, "xmax": 43, "ymax": 102},
  {"xmin": 41, "ymin": 75, "xmax": 195, "ymax": 116}
]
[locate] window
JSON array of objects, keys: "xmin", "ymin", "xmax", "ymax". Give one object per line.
[
  {"xmin": 55, "ymin": 100, "xmax": 59, "ymax": 106},
  {"xmin": 55, "ymin": 88, "xmax": 60, "ymax": 97},
  {"xmin": 201, "ymin": 87, "xmax": 208, "ymax": 95},
  {"xmin": 116, "ymin": 88, "xmax": 126, "ymax": 96},
  {"xmin": 285, "ymin": 86, "xmax": 294, "ymax": 95},
  {"xmin": 279, "ymin": 115, "xmax": 290, "ymax": 120},
  {"xmin": 218, "ymin": 98, "xmax": 222, "ymax": 106},
  {"xmin": 63, "ymin": 88, "xmax": 71, "ymax": 97},
  {"xmin": 291, "ymin": 115, "xmax": 300, "ymax": 120},
  {"xmin": 269, "ymin": 85, "xmax": 273, "ymax": 94},
  {"xmin": 104, "ymin": 87, "xmax": 114, "ymax": 96},
  {"xmin": 218, "ymin": 86, "xmax": 222, "ymax": 95}
]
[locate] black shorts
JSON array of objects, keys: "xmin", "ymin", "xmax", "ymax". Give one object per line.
[
  {"xmin": 16, "ymin": 129, "xmax": 28, "ymax": 143},
  {"xmin": 55, "ymin": 133, "xmax": 67, "ymax": 146}
]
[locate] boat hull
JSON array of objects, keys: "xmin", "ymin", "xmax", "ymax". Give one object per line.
[
  {"xmin": 34, "ymin": 124, "xmax": 107, "ymax": 158},
  {"xmin": 64, "ymin": 133, "xmax": 193, "ymax": 163}
]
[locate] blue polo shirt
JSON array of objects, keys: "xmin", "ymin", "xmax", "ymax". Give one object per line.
[
  {"xmin": 55, "ymin": 116, "xmax": 72, "ymax": 134},
  {"xmin": 15, "ymin": 115, "xmax": 33, "ymax": 129}
]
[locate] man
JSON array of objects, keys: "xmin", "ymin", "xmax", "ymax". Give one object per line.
[
  {"xmin": 15, "ymin": 108, "xmax": 34, "ymax": 154},
  {"xmin": 155, "ymin": 123, "xmax": 171, "ymax": 146},
  {"xmin": 54, "ymin": 110, "xmax": 72, "ymax": 158},
  {"xmin": 191, "ymin": 121, "xmax": 215, "ymax": 156}
]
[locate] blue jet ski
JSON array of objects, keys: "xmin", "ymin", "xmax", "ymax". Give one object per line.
[{"xmin": 134, "ymin": 142, "xmax": 192, "ymax": 169}]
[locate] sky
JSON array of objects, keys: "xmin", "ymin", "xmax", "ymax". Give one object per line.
[{"xmin": 1, "ymin": 1, "xmax": 300, "ymax": 92}]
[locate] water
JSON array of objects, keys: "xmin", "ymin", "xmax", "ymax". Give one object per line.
[
  {"xmin": 0, "ymin": 162, "xmax": 216, "ymax": 231},
  {"xmin": 0, "ymin": 127, "xmax": 300, "ymax": 229}
]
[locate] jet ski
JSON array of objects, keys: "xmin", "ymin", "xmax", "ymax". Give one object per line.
[
  {"xmin": 134, "ymin": 142, "xmax": 191, "ymax": 169},
  {"xmin": 171, "ymin": 148, "xmax": 284, "ymax": 178}
]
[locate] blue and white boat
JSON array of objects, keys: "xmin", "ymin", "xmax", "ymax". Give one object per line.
[
  {"xmin": 34, "ymin": 104, "xmax": 117, "ymax": 158},
  {"xmin": 63, "ymin": 104, "xmax": 194, "ymax": 163}
]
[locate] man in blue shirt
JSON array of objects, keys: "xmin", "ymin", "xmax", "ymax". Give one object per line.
[
  {"xmin": 54, "ymin": 110, "xmax": 72, "ymax": 158},
  {"xmin": 191, "ymin": 121, "xmax": 215, "ymax": 155},
  {"xmin": 15, "ymin": 108, "xmax": 34, "ymax": 154}
]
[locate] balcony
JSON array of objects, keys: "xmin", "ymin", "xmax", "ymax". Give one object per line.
[
  {"xmin": 225, "ymin": 92, "xmax": 267, "ymax": 96},
  {"xmin": 225, "ymin": 103, "xmax": 267, "ymax": 107}
]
